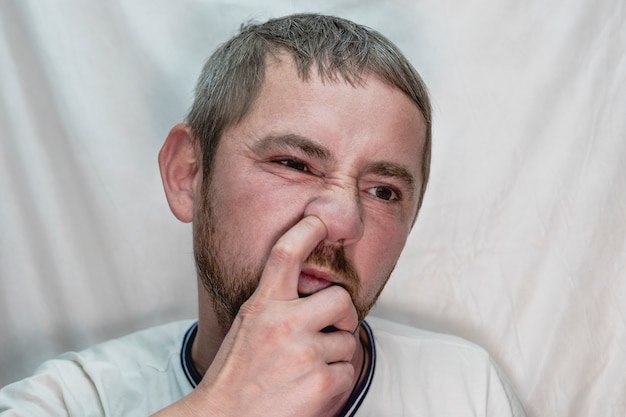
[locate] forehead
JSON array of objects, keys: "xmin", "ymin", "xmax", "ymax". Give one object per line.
[{"xmin": 229, "ymin": 53, "xmax": 428, "ymax": 175}]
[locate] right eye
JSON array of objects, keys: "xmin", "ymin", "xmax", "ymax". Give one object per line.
[{"xmin": 274, "ymin": 158, "xmax": 311, "ymax": 173}]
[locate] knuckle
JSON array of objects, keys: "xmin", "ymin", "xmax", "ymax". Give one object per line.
[
  {"xmin": 343, "ymin": 332, "xmax": 358, "ymax": 353},
  {"xmin": 238, "ymin": 298, "xmax": 265, "ymax": 319},
  {"xmin": 312, "ymin": 365, "xmax": 353, "ymax": 397},
  {"xmin": 336, "ymin": 363, "xmax": 355, "ymax": 391},
  {"xmin": 297, "ymin": 344, "xmax": 319, "ymax": 364},
  {"xmin": 265, "ymin": 311, "xmax": 299, "ymax": 339},
  {"xmin": 238, "ymin": 304, "xmax": 298, "ymax": 343},
  {"xmin": 269, "ymin": 241, "xmax": 299, "ymax": 266},
  {"xmin": 310, "ymin": 369, "xmax": 334, "ymax": 396},
  {"xmin": 328, "ymin": 286, "xmax": 354, "ymax": 310},
  {"xmin": 337, "ymin": 287, "xmax": 353, "ymax": 305}
]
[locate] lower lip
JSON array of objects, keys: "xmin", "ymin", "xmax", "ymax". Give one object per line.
[{"xmin": 298, "ymin": 272, "xmax": 332, "ymax": 296}]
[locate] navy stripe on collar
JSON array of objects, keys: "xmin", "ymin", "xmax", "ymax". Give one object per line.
[
  {"xmin": 180, "ymin": 321, "xmax": 201, "ymax": 387},
  {"xmin": 180, "ymin": 320, "xmax": 376, "ymax": 415}
]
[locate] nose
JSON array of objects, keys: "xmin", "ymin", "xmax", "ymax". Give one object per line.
[{"xmin": 304, "ymin": 184, "xmax": 364, "ymax": 246}]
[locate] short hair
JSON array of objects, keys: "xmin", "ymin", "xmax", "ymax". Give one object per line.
[{"xmin": 187, "ymin": 13, "xmax": 432, "ymax": 211}]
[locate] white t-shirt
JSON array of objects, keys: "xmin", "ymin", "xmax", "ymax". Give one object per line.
[{"xmin": 0, "ymin": 316, "xmax": 526, "ymax": 416}]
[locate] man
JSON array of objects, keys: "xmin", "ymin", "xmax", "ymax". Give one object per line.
[{"xmin": 0, "ymin": 13, "xmax": 526, "ymax": 416}]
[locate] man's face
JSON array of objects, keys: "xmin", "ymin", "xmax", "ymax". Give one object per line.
[{"xmin": 194, "ymin": 55, "xmax": 427, "ymax": 331}]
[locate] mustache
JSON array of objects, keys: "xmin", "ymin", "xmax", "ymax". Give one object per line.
[{"xmin": 304, "ymin": 242, "xmax": 360, "ymax": 297}]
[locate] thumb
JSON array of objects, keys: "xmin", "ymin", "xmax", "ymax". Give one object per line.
[{"xmin": 254, "ymin": 216, "xmax": 327, "ymax": 301}]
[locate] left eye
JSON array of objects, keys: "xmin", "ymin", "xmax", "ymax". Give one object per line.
[{"xmin": 368, "ymin": 186, "xmax": 399, "ymax": 201}]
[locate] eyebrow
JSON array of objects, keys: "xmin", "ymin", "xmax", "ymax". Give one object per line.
[{"xmin": 252, "ymin": 134, "xmax": 333, "ymax": 161}]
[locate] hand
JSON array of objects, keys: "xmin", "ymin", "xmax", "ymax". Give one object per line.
[{"xmin": 155, "ymin": 216, "xmax": 360, "ymax": 417}]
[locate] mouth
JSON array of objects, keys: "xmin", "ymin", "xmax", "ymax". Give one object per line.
[{"xmin": 298, "ymin": 266, "xmax": 336, "ymax": 296}]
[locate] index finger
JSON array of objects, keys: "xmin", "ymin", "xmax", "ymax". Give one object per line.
[{"xmin": 254, "ymin": 216, "xmax": 328, "ymax": 301}]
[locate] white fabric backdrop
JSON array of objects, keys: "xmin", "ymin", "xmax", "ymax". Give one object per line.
[{"xmin": 1, "ymin": 1, "xmax": 624, "ymax": 416}]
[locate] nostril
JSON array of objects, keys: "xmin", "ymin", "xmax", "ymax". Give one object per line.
[{"xmin": 304, "ymin": 185, "xmax": 364, "ymax": 245}]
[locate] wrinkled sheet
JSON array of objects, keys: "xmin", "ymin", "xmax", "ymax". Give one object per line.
[{"xmin": 0, "ymin": 1, "xmax": 624, "ymax": 416}]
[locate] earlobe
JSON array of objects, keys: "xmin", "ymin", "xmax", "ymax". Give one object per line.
[{"xmin": 159, "ymin": 123, "xmax": 201, "ymax": 223}]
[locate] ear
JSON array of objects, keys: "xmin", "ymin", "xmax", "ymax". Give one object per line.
[{"xmin": 159, "ymin": 123, "xmax": 201, "ymax": 223}]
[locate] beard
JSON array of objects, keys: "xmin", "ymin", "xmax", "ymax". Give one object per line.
[{"xmin": 193, "ymin": 182, "xmax": 391, "ymax": 334}]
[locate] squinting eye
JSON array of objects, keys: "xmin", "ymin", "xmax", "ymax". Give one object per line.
[
  {"xmin": 368, "ymin": 186, "xmax": 399, "ymax": 201},
  {"xmin": 276, "ymin": 158, "xmax": 310, "ymax": 173}
]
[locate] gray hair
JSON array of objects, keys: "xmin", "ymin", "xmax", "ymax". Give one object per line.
[{"xmin": 187, "ymin": 13, "xmax": 432, "ymax": 211}]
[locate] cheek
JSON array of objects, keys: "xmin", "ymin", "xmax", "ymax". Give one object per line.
[
  {"xmin": 209, "ymin": 173, "xmax": 310, "ymax": 257},
  {"xmin": 354, "ymin": 223, "xmax": 408, "ymax": 295}
]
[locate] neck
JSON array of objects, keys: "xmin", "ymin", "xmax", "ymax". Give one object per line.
[{"xmin": 190, "ymin": 283, "xmax": 226, "ymax": 376}]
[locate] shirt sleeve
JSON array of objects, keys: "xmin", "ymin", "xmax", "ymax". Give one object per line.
[
  {"xmin": 0, "ymin": 357, "xmax": 105, "ymax": 417},
  {"xmin": 486, "ymin": 358, "xmax": 527, "ymax": 417}
]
